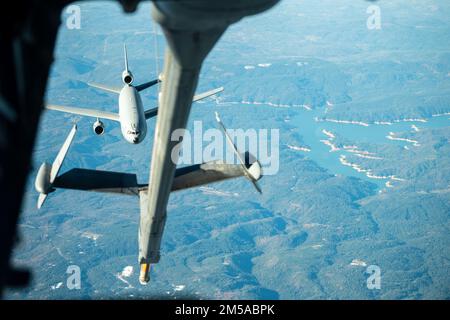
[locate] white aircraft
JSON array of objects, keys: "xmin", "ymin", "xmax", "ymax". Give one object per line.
[{"xmin": 45, "ymin": 45, "xmax": 223, "ymax": 144}]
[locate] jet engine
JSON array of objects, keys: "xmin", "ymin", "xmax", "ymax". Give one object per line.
[
  {"xmin": 35, "ymin": 162, "xmax": 52, "ymax": 195},
  {"xmin": 93, "ymin": 120, "xmax": 105, "ymax": 135},
  {"xmin": 122, "ymin": 70, "xmax": 134, "ymax": 85}
]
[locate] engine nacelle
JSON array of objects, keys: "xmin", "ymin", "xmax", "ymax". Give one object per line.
[
  {"xmin": 93, "ymin": 120, "xmax": 105, "ymax": 135},
  {"xmin": 35, "ymin": 162, "xmax": 52, "ymax": 194},
  {"xmin": 122, "ymin": 70, "xmax": 134, "ymax": 85}
]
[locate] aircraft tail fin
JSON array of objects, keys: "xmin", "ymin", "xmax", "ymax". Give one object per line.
[
  {"xmin": 214, "ymin": 112, "xmax": 263, "ymax": 193},
  {"xmin": 124, "ymin": 44, "xmax": 129, "ymax": 72},
  {"xmin": 35, "ymin": 125, "xmax": 77, "ymax": 209}
]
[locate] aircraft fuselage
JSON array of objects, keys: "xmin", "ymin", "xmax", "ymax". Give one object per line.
[{"xmin": 118, "ymin": 85, "xmax": 147, "ymax": 144}]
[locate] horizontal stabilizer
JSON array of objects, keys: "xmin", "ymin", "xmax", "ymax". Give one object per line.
[
  {"xmin": 193, "ymin": 87, "xmax": 224, "ymax": 102},
  {"xmin": 87, "ymin": 82, "xmax": 122, "ymax": 94},
  {"xmin": 136, "ymin": 79, "xmax": 160, "ymax": 92},
  {"xmin": 144, "ymin": 107, "xmax": 158, "ymax": 120}
]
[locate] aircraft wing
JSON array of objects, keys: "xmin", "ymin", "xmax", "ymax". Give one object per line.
[
  {"xmin": 53, "ymin": 168, "xmax": 140, "ymax": 196},
  {"xmin": 36, "ymin": 124, "xmax": 77, "ymax": 209},
  {"xmin": 192, "ymin": 87, "xmax": 224, "ymax": 102},
  {"xmin": 49, "ymin": 124, "xmax": 77, "ymax": 184},
  {"xmin": 50, "ymin": 160, "xmax": 261, "ymax": 196},
  {"xmin": 171, "ymin": 160, "xmax": 259, "ymax": 191},
  {"xmin": 143, "ymin": 87, "xmax": 223, "ymax": 120},
  {"xmin": 87, "ymin": 82, "xmax": 122, "ymax": 94},
  {"xmin": 215, "ymin": 112, "xmax": 262, "ymax": 193},
  {"xmin": 46, "ymin": 104, "xmax": 120, "ymax": 122}
]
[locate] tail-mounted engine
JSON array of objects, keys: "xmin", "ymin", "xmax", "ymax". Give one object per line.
[{"xmin": 122, "ymin": 70, "xmax": 134, "ymax": 85}]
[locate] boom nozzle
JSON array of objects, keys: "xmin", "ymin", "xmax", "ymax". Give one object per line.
[{"xmin": 139, "ymin": 263, "xmax": 151, "ymax": 285}]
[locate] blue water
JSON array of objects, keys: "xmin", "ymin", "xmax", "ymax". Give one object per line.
[{"xmin": 289, "ymin": 108, "xmax": 449, "ymax": 188}]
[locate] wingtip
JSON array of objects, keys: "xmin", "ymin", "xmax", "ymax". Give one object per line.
[
  {"xmin": 253, "ymin": 180, "xmax": 263, "ymax": 194},
  {"xmin": 215, "ymin": 111, "xmax": 221, "ymax": 123},
  {"xmin": 37, "ymin": 193, "xmax": 47, "ymax": 209}
]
